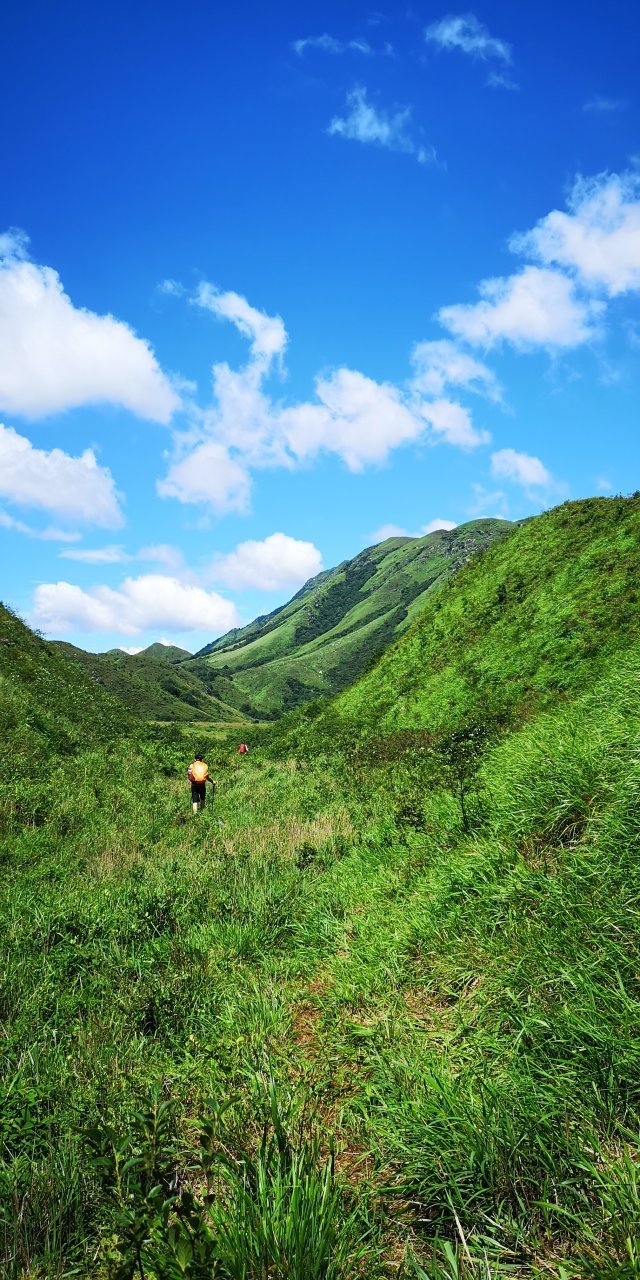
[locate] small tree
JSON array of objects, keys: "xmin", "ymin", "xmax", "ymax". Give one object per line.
[{"xmin": 433, "ymin": 719, "xmax": 491, "ymax": 832}]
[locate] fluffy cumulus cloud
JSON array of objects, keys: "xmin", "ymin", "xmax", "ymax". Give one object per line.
[
  {"xmin": 159, "ymin": 285, "xmax": 489, "ymax": 514},
  {"xmin": 415, "ymin": 398, "xmax": 489, "ymax": 448},
  {"xmin": 0, "ymin": 423, "xmax": 123, "ymax": 528},
  {"xmin": 491, "ymin": 448, "xmax": 551, "ymax": 488},
  {"xmin": 158, "ymin": 441, "xmax": 252, "ymax": 515},
  {"xmin": 425, "ymin": 13, "xmax": 511, "ymax": 62},
  {"xmin": 512, "ymin": 172, "xmax": 640, "ymax": 297},
  {"xmin": 439, "ymin": 265, "xmax": 603, "ymax": 350},
  {"xmin": 32, "ymin": 574, "xmax": 239, "ymax": 637},
  {"xmin": 211, "ymin": 533, "xmax": 323, "ymax": 592},
  {"xmin": 328, "ymin": 87, "xmax": 434, "ymax": 164},
  {"xmin": 0, "ymin": 231, "xmax": 179, "ymax": 422}
]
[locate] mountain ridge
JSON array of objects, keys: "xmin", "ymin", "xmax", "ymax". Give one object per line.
[{"xmin": 191, "ymin": 519, "xmax": 512, "ymax": 716}]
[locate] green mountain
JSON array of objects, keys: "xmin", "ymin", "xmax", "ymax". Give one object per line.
[
  {"xmin": 130, "ymin": 642, "xmax": 192, "ymax": 662},
  {"xmin": 52, "ymin": 642, "xmax": 248, "ymax": 724},
  {"xmin": 0, "ymin": 602, "xmax": 130, "ymax": 777},
  {"xmin": 329, "ymin": 493, "xmax": 640, "ymax": 739},
  {"xmin": 194, "ymin": 519, "xmax": 512, "ymax": 717}
]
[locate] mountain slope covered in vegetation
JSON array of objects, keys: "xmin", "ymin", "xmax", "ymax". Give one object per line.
[
  {"xmin": 195, "ymin": 519, "xmax": 511, "ymax": 716},
  {"xmin": 53, "ymin": 641, "xmax": 250, "ymax": 724},
  {"xmin": 2, "ymin": 495, "xmax": 640, "ymax": 1278},
  {"xmin": 329, "ymin": 494, "xmax": 640, "ymax": 739}
]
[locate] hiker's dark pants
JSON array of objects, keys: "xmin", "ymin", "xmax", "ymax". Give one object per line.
[{"xmin": 191, "ymin": 781, "xmax": 206, "ymax": 808}]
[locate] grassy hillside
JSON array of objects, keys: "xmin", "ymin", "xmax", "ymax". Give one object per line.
[
  {"xmin": 196, "ymin": 519, "xmax": 511, "ymax": 716},
  {"xmin": 134, "ymin": 642, "xmax": 192, "ymax": 662},
  {"xmin": 2, "ymin": 495, "xmax": 640, "ymax": 1278},
  {"xmin": 331, "ymin": 494, "xmax": 640, "ymax": 738},
  {"xmin": 53, "ymin": 641, "xmax": 251, "ymax": 724},
  {"xmin": 0, "ymin": 602, "xmax": 130, "ymax": 773}
]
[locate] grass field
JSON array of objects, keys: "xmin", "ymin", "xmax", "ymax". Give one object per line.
[{"xmin": 2, "ymin": 496, "xmax": 640, "ymax": 1278}]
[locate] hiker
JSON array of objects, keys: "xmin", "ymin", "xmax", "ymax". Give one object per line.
[
  {"xmin": 238, "ymin": 742, "xmax": 249, "ymax": 755},
  {"xmin": 187, "ymin": 754, "xmax": 215, "ymax": 814}
]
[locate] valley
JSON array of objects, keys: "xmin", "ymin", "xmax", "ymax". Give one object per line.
[{"xmin": 1, "ymin": 495, "xmax": 640, "ymax": 1278}]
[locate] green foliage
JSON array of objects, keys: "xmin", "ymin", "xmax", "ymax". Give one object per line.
[
  {"xmin": 195, "ymin": 520, "xmax": 510, "ymax": 717},
  {"xmin": 2, "ymin": 496, "xmax": 640, "ymax": 1276}
]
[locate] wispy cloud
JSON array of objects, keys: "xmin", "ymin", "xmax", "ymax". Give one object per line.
[
  {"xmin": 487, "ymin": 70, "xmax": 518, "ymax": 91},
  {"xmin": 293, "ymin": 33, "xmax": 374, "ymax": 56},
  {"xmin": 60, "ymin": 545, "xmax": 130, "ymax": 564},
  {"xmin": 328, "ymin": 86, "xmax": 435, "ymax": 164},
  {"xmin": 0, "ymin": 507, "xmax": 82, "ymax": 542},
  {"xmin": 425, "ymin": 13, "xmax": 512, "ymax": 63},
  {"xmin": 583, "ymin": 96, "xmax": 627, "ymax": 113}
]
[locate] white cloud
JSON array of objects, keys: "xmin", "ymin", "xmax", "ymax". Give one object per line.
[
  {"xmin": 368, "ymin": 518, "xmax": 457, "ymax": 542},
  {"xmin": 583, "ymin": 97, "xmax": 626, "ymax": 113},
  {"xmin": 284, "ymin": 368, "xmax": 428, "ymax": 469},
  {"xmin": 32, "ymin": 574, "xmax": 239, "ymax": 637},
  {"xmin": 512, "ymin": 172, "xmax": 640, "ymax": 297},
  {"xmin": 159, "ymin": 286, "xmax": 490, "ymax": 511},
  {"xmin": 328, "ymin": 86, "xmax": 433, "ymax": 163},
  {"xmin": 195, "ymin": 285, "xmax": 287, "ymax": 367},
  {"xmin": 158, "ymin": 278, "xmax": 187, "ymax": 297},
  {"xmin": 416, "ymin": 398, "xmax": 490, "ymax": 449},
  {"xmin": 211, "ymin": 533, "xmax": 323, "ymax": 592},
  {"xmin": 59, "ymin": 543, "xmax": 184, "ymax": 569},
  {"xmin": 293, "ymin": 33, "xmax": 373, "ymax": 55},
  {"xmin": 410, "ymin": 339, "xmax": 502, "ymax": 400},
  {"xmin": 60, "ymin": 545, "xmax": 130, "ymax": 564},
  {"xmin": 368, "ymin": 523, "xmax": 412, "ymax": 542},
  {"xmin": 438, "ymin": 265, "xmax": 603, "ymax": 350},
  {"xmin": 487, "ymin": 71, "xmax": 518, "ymax": 90},
  {"xmin": 491, "ymin": 448, "xmax": 551, "ymax": 487},
  {"xmin": 596, "ymin": 475, "xmax": 613, "ymax": 492},
  {"xmin": 138, "ymin": 543, "xmax": 185, "ymax": 571},
  {"xmin": 0, "ymin": 423, "xmax": 124, "ymax": 528},
  {"xmin": 0, "ymin": 507, "xmax": 82, "ymax": 542},
  {"xmin": 0, "ymin": 232, "xmax": 180, "ymax": 422},
  {"xmin": 120, "ymin": 646, "xmax": 144, "ymax": 655},
  {"xmin": 468, "ymin": 483, "xmax": 509, "ymax": 517},
  {"xmin": 158, "ymin": 441, "xmax": 252, "ymax": 515},
  {"xmin": 425, "ymin": 14, "xmax": 511, "ymax": 63},
  {"xmin": 422, "ymin": 518, "xmax": 457, "ymax": 533}
]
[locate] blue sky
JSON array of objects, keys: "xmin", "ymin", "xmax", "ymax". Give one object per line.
[{"xmin": 1, "ymin": 0, "xmax": 638, "ymax": 653}]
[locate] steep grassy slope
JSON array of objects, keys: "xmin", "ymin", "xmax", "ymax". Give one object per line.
[
  {"xmin": 0, "ymin": 602, "xmax": 130, "ymax": 785},
  {"xmin": 332, "ymin": 494, "xmax": 640, "ymax": 738},
  {"xmin": 53, "ymin": 642, "xmax": 250, "ymax": 724},
  {"xmin": 196, "ymin": 519, "xmax": 511, "ymax": 716}
]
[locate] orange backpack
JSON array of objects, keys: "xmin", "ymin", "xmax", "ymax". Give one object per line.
[{"xmin": 191, "ymin": 760, "xmax": 209, "ymax": 782}]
